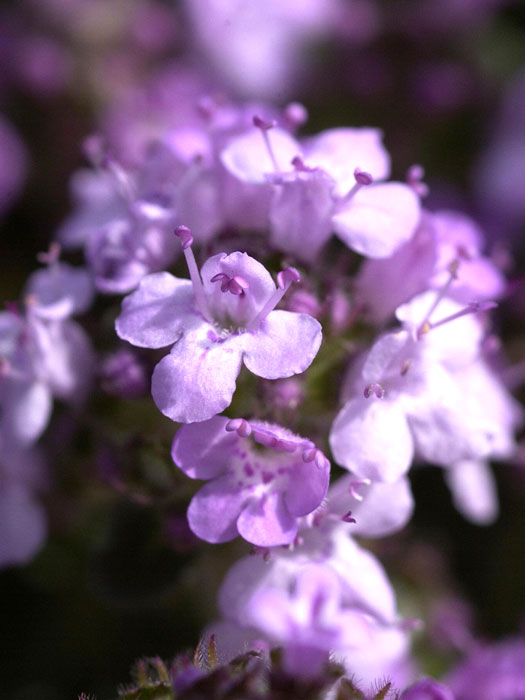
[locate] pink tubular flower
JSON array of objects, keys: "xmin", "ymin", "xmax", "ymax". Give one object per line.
[
  {"xmin": 115, "ymin": 226, "xmax": 322, "ymax": 423},
  {"xmin": 171, "ymin": 416, "xmax": 330, "ymax": 546}
]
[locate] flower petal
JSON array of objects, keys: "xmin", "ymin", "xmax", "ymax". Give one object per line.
[
  {"xmin": 220, "ymin": 127, "xmax": 301, "ymax": 184},
  {"xmin": 151, "ymin": 326, "xmax": 244, "ymax": 423},
  {"xmin": 187, "ymin": 476, "xmax": 246, "ymax": 543},
  {"xmin": 116, "ymin": 272, "xmax": 196, "ymax": 348},
  {"xmin": 171, "ymin": 416, "xmax": 237, "ymax": 480},
  {"xmin": 445, "ymin": 460, "xmax": 498, "ymax": 525},
  {"xmin": 330, "ymin": 398, "xmax": 414, "ymax": 483},
  {"xmin": 237, "ymin": 490, "xmax": 297, "ymax": 546},
  {"xmin": 284, "ymin": 458, "xmax": 330, "ymax": 517},
  {"xmin": 332, "ymin": 182, "xmax": 420, "ymax": 258},
  {"xmin": 243, "ymin": 310, "xmax": 322, "ymax": 380},
  {"xmin": 303, "ymin": 128, "xmax": 391, "ymax": 197}
]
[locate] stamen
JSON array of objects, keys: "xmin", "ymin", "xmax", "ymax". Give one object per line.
[
  {"xmin": 417, "ymin": 259, "xmax": 460, "ymax": 339},
  {"xmin": 426, "ymin": 300, "xmax": 498, "ymax": 333},
  {"xmin": 341, "ymin": 510, "xmax": 357, "ymax": 524},
  {"xmin": 225, "ymin": 418, "xmax": 252, "ymax": 437},
  {"xmin": 174, "ymin": 226, "xmax": 212, "ymax": 323},
  {"xmin": 253, "ymin": 114, "xmax": 279, "ymax": 172},
  {"xmin": 210, "ymin": 273, "xmax": 249, "ymax": 296},
  {"xmin": 37, "ymin": 242, "xmax": 61, "ymax": 265},
  {"xmin": 291, "ymin": 156, "xmax": 317, "ymax": 173},
  {"xmin": 364, "ymin": 382, "xmax": 385, "ymax": 399},
  {"xmin": 406, "ymin": 164, "xmax": 429, "ymax": 197},
  {"xmin": 245, "ymin": 267, "xmax": 300, "ymax": 331},
  {"xmin": 339, "ymin": 167, "xmax": 373, "ymax": 206},
  {"xmin": 349, "ymin": 478, "xmax": 371, "ymax": 502}
]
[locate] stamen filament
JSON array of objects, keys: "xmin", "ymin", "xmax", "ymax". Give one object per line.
[
  {"xmin": 174, "ymin": 226, "xmax": 213, "ymax": 323},
  {"xmin": 253, "ymin": 115, "xmax": 279, "ymax": 172},
  {"xmin": 245, "ymin": 267, "xmax": 300, "ymax": 332},
  {"xmin": 427, "ymin": 301, "xmax": 497, "ymax": 332},
  {"xmin": 417, "ymin": 259, "xmax": 460, "ymax": 338}
]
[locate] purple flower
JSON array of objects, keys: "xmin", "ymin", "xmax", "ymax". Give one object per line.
[
  {"xmin": 213, "ymin": 522, "xmax": 413, "ymax": 686},
  {"xmin": 357, "ymin": 209, "xmax": 505, "ymax": 322},
  {"xmin": 330, "ymin": 290, "xmax": 521, "ymax": 492},
  {"xmin": 221, "ymin": 123, "xmax": 421, "ymax": 262},
  {"xmin": 245, "ymin": 564, "xmax": 373, "ymax": 678},
  {"xmin": 116, "ymin": 227, "xmax": 322, "ymax": 423},
  {"xmin": 171, "ymin": 416, "xmax": 330, "ymax": 546},
  {"xmin": 0, "ymin": 260, "xmax": 95, "ymax": 450},
  {"xmin": 447, "ymin": 637, "xmax": 525, "ymax": 700}
]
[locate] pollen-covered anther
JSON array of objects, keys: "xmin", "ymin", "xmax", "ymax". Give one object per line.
[
  {"xmin": 225, "ymin": 418, "xmax": 252, "ymax": 437},
  {"xmin": 210, "ymin": 272, "xmax": 249, "ymax": 296},
  {"xmin": 364, "ymin": 382, "xmax": 385, "ymax": 399}
]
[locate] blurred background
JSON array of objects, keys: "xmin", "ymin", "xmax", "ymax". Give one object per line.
[{"xmin": 1, "ymin": 1, "xmax": 525, "ymax": 698}]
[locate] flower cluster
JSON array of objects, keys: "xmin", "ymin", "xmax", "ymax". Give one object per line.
[{"xmin": 1, "ymin": 69, "xmax": 523, "ymax": 699}]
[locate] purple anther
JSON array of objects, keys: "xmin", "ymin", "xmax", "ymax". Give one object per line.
[
  {"xmin": 37, "ymin": 241, "xmax": 61, "ymax": 265},
  {"xmin": 302, "ymin": 447, "xmax": 316, "ymax": 463},
  {"xmin": 174, "ymin": 225, "xmax": 194, "ymax": 250},
  {"xmin": 364, "ymin": 383, "xmax": 385, "ymax": 399},
  {"xmin": 283, "ymin": 102, "xmax": 308, "ymax": 128},
  {"xmin": 253, "ymin": 115, "xmax": 276, "ymax": 131},
  {"xmin": 210, "ymin": 272, "xmax": 230, "ymax": 292},
  {"xmin": 354, "ymin": 167, "xmax": 373, "ymax": 186},
  {"xmin": 291, "ymin": 156, "xmax": 315, "ymax": 172},
  {"xmin": 229, "ymin": 276, "xmax": 249, "ymax": 296},
  {"xmin": 342, "ymin": 510, "xmax": 357, "ymax": 524},
  {"xmin": 277, "ymin": 267, "xmax": 301, "ymax": 290},
  {"xmin": 406, "ymin": 164, "xmax": 429, "ymax": 197},
  {"xmin": 237, "ymin": 419, "xmax": 252, "ymax": 438},
  {"xmin": 226, "ymin": 418, "xmax": 243, "ymax": 432}
]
